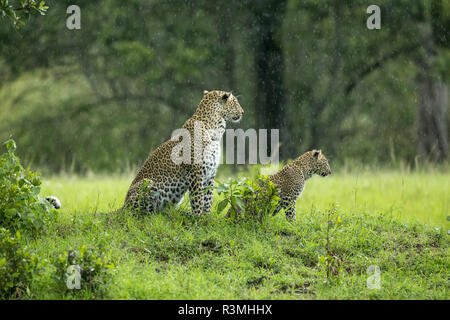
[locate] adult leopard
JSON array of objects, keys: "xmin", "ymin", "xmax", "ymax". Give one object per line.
[{"xmin": 121, "ymin": 90, "xmax": 244, "ymax": 215}]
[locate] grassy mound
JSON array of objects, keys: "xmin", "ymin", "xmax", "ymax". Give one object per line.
[{"xmin": 27, "ymin": 202, "xmax": 448, "ymax": 299}]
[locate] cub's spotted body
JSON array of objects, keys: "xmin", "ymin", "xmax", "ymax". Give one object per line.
[
  {"xmin": 123, "ymin": 90, "xmax": 244, "ymax": 215},
  {"xmin": 269, "ymin": 149, "xmax": 331, "ymax": 220}
]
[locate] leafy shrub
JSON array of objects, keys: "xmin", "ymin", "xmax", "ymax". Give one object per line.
[
  {"xmin": 52, "ymin": 245, "xmax": 115, "ymax": 293},
  {"xmin": 0, "ymin": 228, "xmax": 41, "ymax": 299},
  {"xmin": 0, "ymin": 139, "xmax": 57, "ymax": 235},
  {"xmin": 215, "ymin": 175, "xmax": 281, "ymax": 221}
]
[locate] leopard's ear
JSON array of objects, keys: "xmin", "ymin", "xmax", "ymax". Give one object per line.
[
  {"xmin": 203, "ymin": 90, "xmax": 209, "ymax": 96},
  {"xmin": 221, "ymin": 92, "xmax": 230, "ymax": 102},
  {"xmin": 313, "ymin": 150, "xmax": 320, "ymax": 158}
]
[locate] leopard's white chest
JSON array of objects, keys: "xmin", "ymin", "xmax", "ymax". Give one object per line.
[
  {"xmin": 201, "ymin": 121, "xmax": 225, "ymax": 181},
  {"xmin": 295, "ymin": 183, "xmax": 305, "ymax": 199},
  {"xmin": 203, "ymin": 140, "xmax": 221, "ymax": 180}
]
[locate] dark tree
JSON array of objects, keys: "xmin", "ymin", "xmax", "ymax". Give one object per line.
[
  {"xmin": 415, "ymin": 0, "xmax": 449, "ymax": 162},
  {"xmin": 249, "ymin": 0, "xmax": 288, "ymax": 159}
]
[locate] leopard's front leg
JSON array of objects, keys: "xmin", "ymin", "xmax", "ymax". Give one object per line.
[
  {"xmin": 284, "ymin": 203, "xmax": 297, "ymax": 221},
  {"xmin": 280, "ymin": 196, "xmax": 296, "ymax": 221},
  {"xmin": 202, "ymin": 178, "xmax": 214, "ymax": 215},
  {"xmin": 189, "ymin": 166, "xmax": 205, "ymax": 215}
]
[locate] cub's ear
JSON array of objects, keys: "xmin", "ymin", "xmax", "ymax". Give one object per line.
[
  {"xmin": 221, "ymin": 92, "xmax": 230, "ymax": 102},
  {"xmin": 203, "ymin": 90, "xmax": 209, "ymax": 96},
  {"xmin": 313, "ymin": 150, "xmax": 320, "ymax": 158}
]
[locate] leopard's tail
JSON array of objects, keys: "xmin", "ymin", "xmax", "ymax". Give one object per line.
[
  {"xmin": 45, "ymin": 195, "xmax": 126, "ymax": 214},
  {"xmin": 45, "ymin": 196, "xmax": 61, "ymax": 209},
  {"xmin": 108, "ymin": 207, "xmax": 124, "ymax": 214}
]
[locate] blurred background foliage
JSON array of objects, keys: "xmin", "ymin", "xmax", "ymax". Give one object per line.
[{"xmin": 0, "ymin": 0, "xmax": 449, "ymax": 173}]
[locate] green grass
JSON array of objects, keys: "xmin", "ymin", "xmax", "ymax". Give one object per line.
[
  {"xmin": 24, "ymin": 170, "xmax": 450, "ymax": 299},
  {"xmin": 41, "ymin": 170, "xmax": 449, "ymax": 227}
]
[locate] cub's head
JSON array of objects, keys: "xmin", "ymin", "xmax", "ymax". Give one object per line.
[
  {"xmin": 200, "ymin": 90, "xmax": 244, "ymax": 123},
  {"xmin": 310, "ymin": 149, "xmax": 331, "ymax": 177}
]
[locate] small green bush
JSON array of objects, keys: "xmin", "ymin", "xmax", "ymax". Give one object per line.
[
  {"xmin": 0, "ymin": 139, "xmax": 57, "ymax": 235},
  {"xmin": 215, "ymin": 175, "xmax": 281, "ymax": 221},
  {"xmin": 52, "ymin": 245, "xmax": 115, "ymax": 293},
  {"xmin": 0, "ymin": 228, "xmax": 40, "ymax": 299}
]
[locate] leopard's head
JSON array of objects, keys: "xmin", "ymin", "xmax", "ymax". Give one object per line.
[
  {"xmin": 310, "ymin": 149, "xmax": 331, "ymax": 177},
  {"xmin": 200, "ymin": 90, "xmax": 244, "ymax": 123}
]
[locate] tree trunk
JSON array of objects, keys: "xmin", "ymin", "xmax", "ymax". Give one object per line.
[
  {"xmin": 252, "ymin": 0, "xmax": 288, "ymax": 159},
  {"xmin": 416, "ymin": 30, "xmax": 448, "ymax": 163},
  {"xmin": 215, "ymin": 3, "xmax": 238, "ymax": 171}
]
